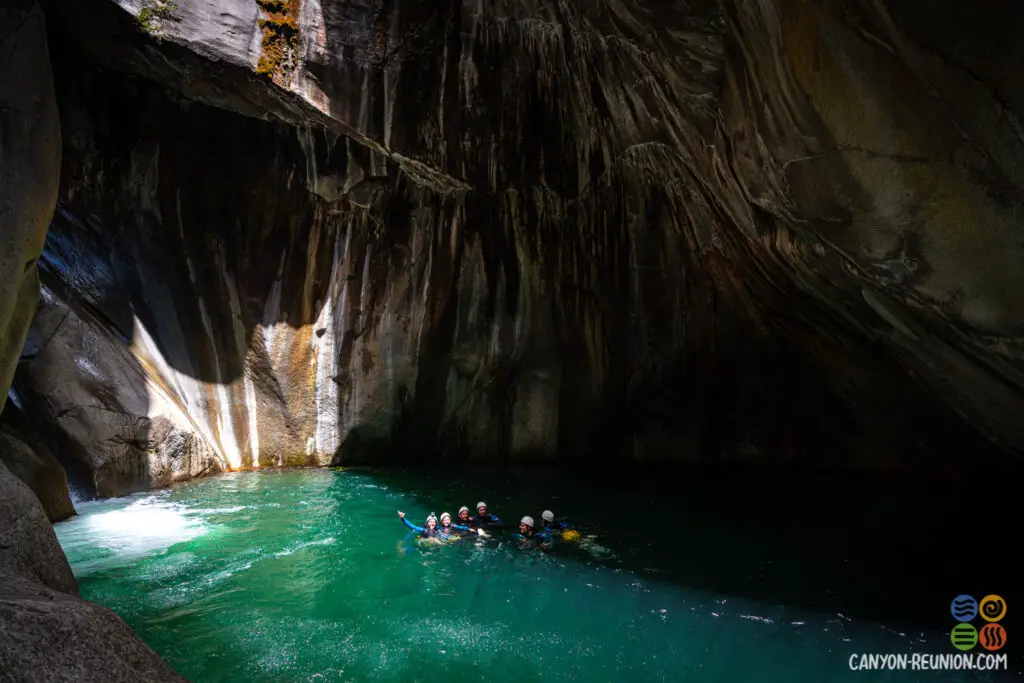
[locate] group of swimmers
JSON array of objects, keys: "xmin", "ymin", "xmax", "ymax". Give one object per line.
[{"xmin": 396, "ymin": 501, "xmax": 573, "ymax": 547}]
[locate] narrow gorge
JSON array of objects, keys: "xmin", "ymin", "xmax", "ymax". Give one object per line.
[{"xmin": 2, "ymin": 0, "xmax": 1023, "ymax": 679}]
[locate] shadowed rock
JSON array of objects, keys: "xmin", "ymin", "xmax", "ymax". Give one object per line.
[
  {"xmin": 0, "ymin": 427, "xmax": 75, "ymax": 523},
  {"xmin": 0, "ymin": 0, "xmax": 59, "ymax": 417},
  {"xmin": 0, "ymin": 459, "xmax": 76, "ymax": 596},
  {"xmin": 0, "ymin": 3, "xmax": 189, "ymax": 680}
]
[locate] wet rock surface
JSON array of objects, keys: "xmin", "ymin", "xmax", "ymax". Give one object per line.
[{"xmin": 10, "ymin": 0, "xmax": 1024, "ymax": 498}]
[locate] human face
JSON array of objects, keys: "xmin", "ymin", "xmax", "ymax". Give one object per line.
[
  {"xmin": 459, "ymin": 510, "xmax": 470, "ymax": 521},
  {"xmin": 427, "ymin": 518, "xmax": 436, "ymax": 529},
  {"xmin": 477, "ymin": 505, "xmax": 487, "ymax": 517},
  {"xmin": 441, "ymin": 516, "xmax": 451, "ymax": 527},
  {"xmin": 519, "ymin": 522, "xmax": 529, "ymax": 534}
]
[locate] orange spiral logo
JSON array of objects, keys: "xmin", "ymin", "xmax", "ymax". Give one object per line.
[
  {"xmin": 980, "ymin": 595, "xmax": 1007, "ymax": 622},
  {"xmin": 979, "ymin": 623, "xmax": 1006, "ymax": 652}
]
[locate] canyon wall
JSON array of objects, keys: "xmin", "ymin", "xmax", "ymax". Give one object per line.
[
  {"xmin": 0, "ymin": 0, "xmax": 76, "ymax": 523},
  {"xmin": 7, "ymin": 0, "xmax": 1024, "ymax": 499},
  {"xmin": 6, "ymin": 1, "xmax": 1021, "ymax": 678},
  {"xmin": 0, "ymin": 2, "xmax": 187, "ymax": 680}
]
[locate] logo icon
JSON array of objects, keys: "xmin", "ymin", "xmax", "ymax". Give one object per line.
[
  {"xmin": 951, "ymin": 624, "xmax": 978, "ymax": 651},
  {"xmin": 951, "ymin": 595, "xmax": 978, "ymax": 621},
  {"xmin": 979, "ymin": 623, "xmax": 1006, "ymax": 651},
  {"xmin": 980, "ymin": 595, "xmax": 1006, "ymax": 622}
]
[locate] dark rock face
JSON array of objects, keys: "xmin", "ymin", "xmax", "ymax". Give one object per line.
[
  {"xmin": 0, "ymin": 425, "xmax": 75, "ymax": 523},
  {"xmin": 11, "ymin": 0, "xmax": 1023, "ymax": 497},
  {"xmin": 0, "ymin": 460, "xmax": 77, "ymax": 596},
  {"xmin": 0, "ymin": 4, "xmax": 188, "ymax": 680},
  {"xmin": 0, "ymin": 0, "xmax": 60, "ymax": 418}
]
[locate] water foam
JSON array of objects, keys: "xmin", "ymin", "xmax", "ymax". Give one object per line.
[
  {"xmin": 273, "ymin": 537, "xmax": 336, "ymax": 558},
  {"xmin": 57, "ymin": 496, "xmax": 208, "ymax": 572}
]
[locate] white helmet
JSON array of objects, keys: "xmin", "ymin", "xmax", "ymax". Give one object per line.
[
  {"xmin": 542, "ymin": 510, "xmax": 554, "ymax": 522},
  {"xmin": 440, "ymin": 512, "xmax": 452, "ymax": 523},
  {"xmin": 458, "ymin": 506, "xmax": 469, "ymax": 515},
  {"xmin": 426, "ymin": 513, "xmax": 437, "ymax": 525},
  {"xmin": 476, "ymin": 501, "xmax": 487, "ymax": 511},
  {"xmin": 521, "ymin": 516, "xmax": 534, "ymax": 528}
]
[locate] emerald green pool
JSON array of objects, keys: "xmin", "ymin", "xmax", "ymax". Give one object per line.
[{"xmin": 54, "ymin": 468, "xmax": 1018, "ymax": 682}]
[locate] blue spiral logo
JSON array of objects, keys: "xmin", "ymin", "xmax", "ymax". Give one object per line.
[{"xmin": 951, "ymin": 595, "xmax": 978, "ymax": 622}]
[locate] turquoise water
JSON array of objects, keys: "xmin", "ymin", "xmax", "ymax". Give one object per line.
[{"xmin": 54, "ymin": 468, "xmax": 1018, "ymax": 682}]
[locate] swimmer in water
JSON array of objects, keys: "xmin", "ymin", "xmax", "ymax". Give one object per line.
[
  {"xmin": 541, "ymin": 510, "xmax": 571, "ymax": 533},
  {"xmin": 512, "ymin": 516, "xmax": 553, "ymax": 548},
  {"xmin": 398, "ymin": 510, "xmax": 479, "ymax": 541},
  {"xmin": 457, "ymin": 505, "xmax": 494, "ymax": 538},
  {"xmin": 398, "ymin": 511, "xmax": 441, "ymax": 539},
  {"xmin": 541, "ymin": 510, "xmax": 581, "ymax": 541},
  {"xmin": 437, "ymin": 511, "xmax": 475, "ymax": 540},
  {"xmin": 472, "ymin": 501, "xmax": 502, "ymax": 529}
]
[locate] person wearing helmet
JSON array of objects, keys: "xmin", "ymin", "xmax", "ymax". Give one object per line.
[
  {"xmin": 397, "ymin": 510, "xmax": 481, "ymax": 541},
  {"xmin": 540, "ymin": 509, "xmax": 570, "ymax": 533},
  {"xmin": 512, "ymin": 515, "xmax": 552, "ymax": 547},
  {"xmin": 398, "ymin": 510, "xmax": 441, "ymax": 538},
  {"xmin": 471, "ymin": 501, "xmax": 502, "ymax": 529},
  {"xmin": 437, "ymin": 511, "xmax": 475, "ymax": 540},
  {"xmin": 457, "ymin": 505, "xmax": 481, "ymax": 532}
]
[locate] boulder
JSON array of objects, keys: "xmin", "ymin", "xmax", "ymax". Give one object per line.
[
  {"xmin": 0, "ymin": 428, "xmax": 75, "ymax": 523},
  {"xmin": 0, "ymin": 460, "xmax": 187, "ymax": 682}
]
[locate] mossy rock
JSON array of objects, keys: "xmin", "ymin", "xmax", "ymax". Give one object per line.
[{"xmin": 138, "ymin": 1, "xmax": 177, "ymax": 33}]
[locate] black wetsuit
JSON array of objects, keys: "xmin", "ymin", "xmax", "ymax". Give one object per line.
[
  {"xmin": 513, "ymin": 527, "xmax": 553, "ymax": 546},
  {"xmin": 438, "ymin": 522, "xmax": 469, "ymax": 540},
  {"xmin": 472, "ymin": 512, "xmax": 502, "ymax": 529}
]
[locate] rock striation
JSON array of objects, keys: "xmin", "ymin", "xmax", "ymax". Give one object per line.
[{"xmin": 9, "ymin": 0, "xmax": 1024, "ymax": 499}]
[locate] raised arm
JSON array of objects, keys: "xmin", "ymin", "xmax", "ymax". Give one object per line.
[{"xmin": 398, "ymin": 511, "xmax": 423, "ymax": 533}]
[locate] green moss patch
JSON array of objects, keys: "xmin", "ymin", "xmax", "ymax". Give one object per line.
[{"xmin": 138, "ymin": 1, "xmax": 177, "ymax": 33}]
